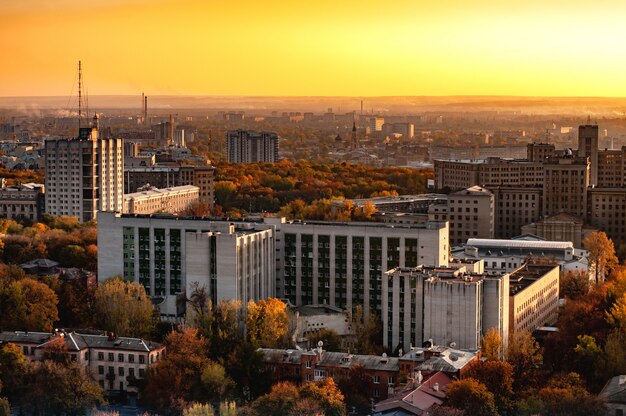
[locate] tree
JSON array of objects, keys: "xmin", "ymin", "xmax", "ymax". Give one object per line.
[
  {"xmin": 20, "ymin": 360, "xmax": 104, "ymax": 415},
  {"xmin": 183, "ymin": 403, "xmax": 214, "ymax": 416},
  {"xmin": 253, "ymin": 382, "xmax": 300, "ymax": 416},
  {"xmin": 299, "ymin": 378, "xmax": 346, "ymax": 416},
  {"xmin": 573, "ymin": 335, "xmax": 604, "ymax": 389},
  {"xmin": 0, "ymin": 343, "xmax": 27, "ymax": 401},
  {"xmin": 604, "ymin": 329, "xmax": 626, "ymax": 377},
  {"xmin": 560, "ymin": 270, "xmax": 591, "ymax": 300},
  {"xmin": 465, "ymin": 360, "xmax": 514, "ymax": 412},
  {"xmin": 445, "ymin": 378, "xmax": 498, "ymax": 416},
  {"xmin": 94, "ymin": 277, "xmax": 156, "ymax": 338},
  {"xmin": 606, "ymin": 293, "xmax": 626, "ymax": 331},
  {"xmin": 336, "ymin": 365, "xmax": 372, "ymax": 414},
  {"xmin": 201, "ymin": 361, "xmax": 235, "ymax": 401},
  {"xmin": 0, "ymin": 277, "xmax": 58, "ymax": 332},
  {"xmin": 536, "ymin": 373, "xmax": 607, "ymax": 416},
  {"xmin": 584, "ymin": 231, "xmax": 618, "ymax": 284},
  {"xmin": 481, "ymin": 328, "xmax": 503, "ymax": 361},
  {"xmin": 506, "ymin": 330, "xmax": 542, "ymax": 391},
  {"xmin": 246, "ymin": 298, "xmax": 289, "ymax": 348},
  {"xmin": 288, "ymin": 398, "xmax": 325, "ymax": 416},
  {"xmin": 348, "ymin": 305, "xmax": 383, "ymax": 355}
]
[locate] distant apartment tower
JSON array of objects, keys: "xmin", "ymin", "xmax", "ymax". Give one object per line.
[
  {"xmin": 542, "ymin": 154, "xmax": 590, "ymax": 218},
  {"xmin": 227, "ymin": 130, "xmax": 279, "ymax": 163},
  {"xmin": 45, "ymin": 115, "xmax": 124, "ymax": 221},
  {"xmin": 368, "ymin": 117, "xmax": 385, "ymax": 136},
  {"xmin": 578, "ymin": 125, "xmax": 599, "ymax": 186}
]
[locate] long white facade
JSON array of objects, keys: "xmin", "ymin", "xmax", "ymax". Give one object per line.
[{"xmin": 97, "ymin": 212, "xmax": 276, "ymax": 318}]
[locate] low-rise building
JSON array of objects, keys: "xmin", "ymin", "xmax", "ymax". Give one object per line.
[
  {"xmin": 123, "ymin": 185, "xmax": 199, "ymax": 214},
  {"xmin": 599, "ymin": 374, "xmax": 626, "ymax": 416},
  {"xmin": 0, "ymin": 182, "xmax": 45, "ymax": 221},
  {"xmin": 0, "ymin": 330, "xmax": 164, "ymax": 394},
  {"xmin": 373, "ymin": 371, "xmax": 452, "ymax": 416}
]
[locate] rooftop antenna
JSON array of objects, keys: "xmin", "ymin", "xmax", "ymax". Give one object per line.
[{"xmin": 78, "ymin": 60, "xmax": 83, "ymax": 129}]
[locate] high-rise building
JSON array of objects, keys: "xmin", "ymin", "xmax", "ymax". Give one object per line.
[
  {"xmin": 578, "ymin": 125, "xmax": 599, "ymax": 186},
  {"xmin": 448, "ymin": 186, "xmax": 494, "ymax": 246},
  {"xmin": 226, "ymin": 130, "xmax": 279, "ymax": 163},
  {"xmin": 45, "ymin": 115, "xmax": 123, "ymax": 221},
  {"xmin": 542, "ymin": 154, "xmax": 590, "ymax": 218}
]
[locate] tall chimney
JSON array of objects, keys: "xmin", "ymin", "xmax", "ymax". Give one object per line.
[{"xmin": 144, "ymin": 96, "xmax": 148, "ymax": 126}]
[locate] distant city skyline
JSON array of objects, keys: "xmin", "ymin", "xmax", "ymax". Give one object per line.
[{"xmin": 2, "ymin": 0, "xmax": 626, "ymax": 97}]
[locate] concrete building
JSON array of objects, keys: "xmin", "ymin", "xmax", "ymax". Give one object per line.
[
  {"xmin": 382, "ymin": 122, "xmax": 414, "ymax": 139},
  {"xmin": 453, "ymin": 236, "xmax": 589, "ymax": 276},
  {"xmin": 491, "ymin": 186, "xmax": 543, "ymax": 239},
  {"xmin": 266, "ymin": 218, "xmax": 449, "ymax": 314},
  {"xmin": 521, "ymin": 213, "xmax": 596, "ymax": 249},
  {"xmin": 448, "ymin": 186, "xmax": 494, "ymax": 246},
  {"xmin": 0, "ymin": 182, "xmax": 45, "ymax": 221},
  {"xmin": 578, "ymin": 124, "xmax": 599, "ymax": 186},
  {"xmin": 526, "ymin": 142, "xmax": 556, "ymax": 162},
  {"xmin": 599, "ymin": 375, "xmax": 626, "ymax": 416},
  {"xmin": 123, "ymin": 185, "xmax": 199, "ymax": 214},
  {"xmin": 542, "ymin": 154, "xmax": 590, "ymax": 219},
  {"xmin": 588, "ymin": 188, "xmax": 626, "ymax": 248},
  {"xmin": 508, "ymin": 264, "xmax": 559, "ymax": 334},
  {"xmin": 226, "ymin": 129, "xmax": 279, "ymax": 163},
  {"xmin": 369, "ymin": 117, "xmax": 385, "ymax": 135},
  {"xmin": 0, "ymin": 330, "xmax": 164, "ymax": 395},
  {"xmin": 45, "ymin": 116, "xmax": 124, "ymax": 221},
  {"xmin": 97, "ymin": 212, "xmax": 276, "ymax": 318},
  {"xmin": 124, "ymin": 165, "xmax": 214, "ymax": 207},
  {"xmin": 383, "ymin": 266, "xmax": 509, "ymax": 351}
]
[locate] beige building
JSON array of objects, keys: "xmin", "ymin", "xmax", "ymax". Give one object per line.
[
  {"xmin": 509, "ymin": 264, "xmax": 559, "ymax": 334},
  {"xmin": 491, "ymin": 186, "xmax": 542, "ymax": 239},
  {"xmin": 526, "ymin": 142, "xmax": 556, "ymax": 162},
  {"xmin": 521, "ymin": 213, "xmax": 596, "ymax": 249},
  {"xmin": 45, "ymin": 116, "xmax": 124, "ymax": 221},
  {"xmin": 542, "ymin": 155, "xmax": 590, "ymax": 219},
  {"xmin": 577, "ymin": 125, "xmax": 599, "ymax": 186},
  {"xmin": 448, "ymin": 186, "xmax": 494, "ymax": 246},
  {"xmin": 0, "ymin": 330, "xmax": 164, "ymax": 394},
  {"xmin": 588, "ymin": 188, "xmax": 626, "ymax": 248},
  {"xmin": 0, "ymin": 182, "xmax": 45, "ymax": 221},
  {"xmin": 123, "ymin": 185, "xmax": 199, "ymax": 214}
]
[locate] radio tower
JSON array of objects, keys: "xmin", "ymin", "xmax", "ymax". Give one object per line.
[{"xmin": 78, "ymin": 60, "xmax": 83, "ymax": 129}]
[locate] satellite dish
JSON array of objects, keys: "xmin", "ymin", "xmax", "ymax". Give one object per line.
[
  {"xmin": 317, "ymin": 340, "xmax": 323, "ymax": 348},
  {"xmin": 450, "ymin": 342, "xmax": 457, "ymax": 348}
]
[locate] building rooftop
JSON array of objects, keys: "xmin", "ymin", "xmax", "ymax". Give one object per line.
[
  {"xmin": 0, "ymin": 331, "xmax": 163, "ymax": 353},
  {"xmin": 600, "ymin": 375, "xmax": 626, "ymax": 404},
  {"xmin": 123, "ymin": 185, "xmax": 199, "ymax": 200},
  {"xmin": 509, "ymin": 264, "xmax": 559, "ymax": 296},
  {"xmin": 452, "ymin": 185, "xmax": 493, "ymax": 196},
  {"xmin": 465, "ymin": 238, "xmax": 573, "ymax": 251}
]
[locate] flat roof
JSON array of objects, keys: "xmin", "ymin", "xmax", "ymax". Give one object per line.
[{"xmin": 466, "ymin": 238, "xmax": 573, "ymax": 250}]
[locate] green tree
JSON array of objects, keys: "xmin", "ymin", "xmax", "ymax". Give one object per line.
[
  {"xmin": 308, "ymin": 329, "xmax": 343, "ymax": 352},
  {"xmin": 94, "ymin": 277, "xmax": 155, "ymax": 337},
  {"xmin": 536, "ymin": 372, "xmax": 607, "ymax": 416},
  {"xmin": 348, "ymin": 305, "xmax": 383, "ymax": 355},
  {"xmin": 201, "ymin": 361, "xmax": 235, "ymax": 401},
  {"xmin": 445, "ymin": 378, "xmax": 498, "ymax": 416}
]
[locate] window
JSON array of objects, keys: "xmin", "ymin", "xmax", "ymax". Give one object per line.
[
  {"xmin": 108, "ymin": 353, "xmax": 114, "ymax": 362},
  {"xmin": 98, "ymin": 365, "xmax": 104, "ymax": 375},
  {"xmin": 129, "ymin": 354, "xmax": 135, "ymax": 363},
  {"xmin": 139, "ymin": 369, "xmax": 145, "ymax": 378},
  {"xmin": 373, "ymin": 375, "xmax": 380, "ymax": 384},
  {"xmin": 98, "ymin": 352, "xmax": 104, "ymax": 361},
  {"xmin": 306, "ymin": 361, "xmax": 311, "ymax": 369},
  {"xmin": 373, "ymin": 389, "xmax": 380, "ymax": 398},
  {"xmin": 118, "ymin": 353, "xmax": 124, "ymax": 362},
  {"xmin": 119, "ymin": 367, "xmax": 124, "ymax": 376},
  {"xmin": 388, "ymin": 376, "xmax": 394, "ymax": 385},
  {"xmin": 129, "ymin": 368, "xmax": 135, "ymax": 377},
  {"xmin": 139, "ymin": 355, "xmax": 145, "ymax": 364}
]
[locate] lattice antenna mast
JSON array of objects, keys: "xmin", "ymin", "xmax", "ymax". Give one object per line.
[{"xmin": 78, "ymin": 60, "xmax": 83, "ymax": 129}]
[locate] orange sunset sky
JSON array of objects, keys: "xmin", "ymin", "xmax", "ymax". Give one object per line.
[{"xmin": 1, "ymin": 0, "xmax": 625, "ymax": 97}]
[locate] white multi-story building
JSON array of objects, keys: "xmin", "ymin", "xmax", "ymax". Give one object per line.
[
  {"xmin": 123, "ymin": 185, "xmax": 199, "ymax": 214},
  {"xmin": 383, "ymin": 266, "xmax": 509, "ymax": 351},
  {"xmin": 265, "ymin": 218, "xmax": 449, "ymax": 315},
  {"xmin": 226, "ymin": 129, "xmax": 279, "ymax": 163},
  {"xmin": 97, "ymin": 212, "xmax": 276, "ymax": 318},
  {"xmin": 45, "ymin": 115, "xmax": 123, "ymax": 221}
]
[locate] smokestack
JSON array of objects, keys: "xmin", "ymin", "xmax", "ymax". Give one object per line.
[
  {"xmin": 144, "ymin": 96, "xmax": 148, "ymax": 126},
  {"xmin": 169, "ymin": 114, "xmax": 174, "ymax": 144}
]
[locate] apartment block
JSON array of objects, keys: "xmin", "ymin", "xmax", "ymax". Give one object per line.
[
  {"xmin": 97, "ymin": 212, "xmax": 275, "ymax": 317},
  {"xmin": 45, "ymin": 116, "xmax": 123, "ymax": 221},
  {"xmin": 491, "ymin": 186, "xmax": 543, "ymax": 239},
  {"xmin": 448, "ymin": 186, "xmax": 494, "ymax": 246},
  {"xmin": 265, "ymin": 218, "xmax": 449, "ymax": 315},
  {"xmin": 383, "ymin": 266, "xmax": 509, "ymax": 351},
  {"xmin": 588, "ymin": 188, "xmax": 626, "ymax": 247},
  {"xmin": 123, "ymin": 185, "xmax": 199, "ymax": 214},
  {"xmin": 542, "ymin": 155, "xmax": 590, "ymax": 218},
  {"xmin": 226, "ymin": 129, "xmax": 279, "ymax": 163}
]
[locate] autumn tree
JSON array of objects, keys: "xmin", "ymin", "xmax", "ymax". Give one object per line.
[
  {"xmin": 584, "ymin": 231, "xmax": 618, "ymax": 284},
  {"xmin": 247, "ymin": 298, "xmax": 289, "ymax": 348},
  {"xmin": 299, "ymin": 378, "xmax": 346, "ymax": 416},
  {"xmin": 535, "ymin": 372, "xmax": 607, "ymax": 416},
  {"xmin": 252, "ymin": 382, "xmax": 300, "ymax": 416},
  {"xmin": 19, "ymin": 360, "xmax": 104, "ymax": 415},
  {"xmin": 0, "ymin": 343, "xmax": 27, "ymax": 401},
  {"xmin": 201, "ymin": 361, "xmax": 235, "ymax": 401},
  {"xmin": 506, "ymin": 330, "xmax": 542, "ymax": 391},
  {"xmin": 0, "ymin": 277, "xmax": 58, "ymax": 332},
  {"xmin": 561, "ymin": 270, "xmax": 591, "ymax": 300},
  {"xmin": 465, "ymin": 360, "xmax": 514, "ymax": 412},
  {"xmin": 348, "ymin": 305, "xmax": 383, "ymax": 355},
  {"xmin": 481, "ymin": 328, "xmax": 503, "ymax": 361},
  {"xmin": 94, "ymin": 277, "xmax": 156, "ymax": 338},
  {"xmin": 445, "ymin": 378, "xmax": 498, "ymax": 416}
]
